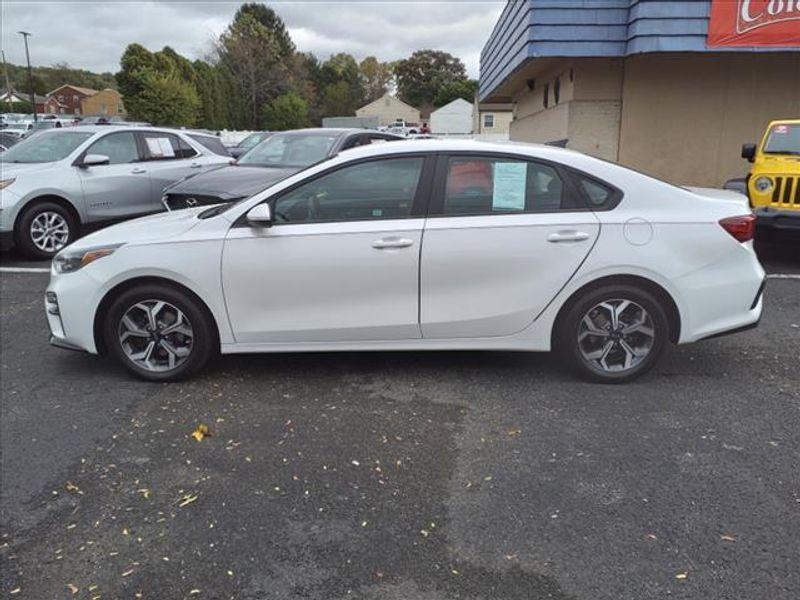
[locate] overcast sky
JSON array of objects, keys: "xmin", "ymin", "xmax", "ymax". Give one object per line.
[{"xmin": 1, "ymin": 1, "xmax": 504, "ymax": 78}]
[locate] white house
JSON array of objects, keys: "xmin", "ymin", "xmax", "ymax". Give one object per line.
[{"xmin": 429, "ymin": 98, "xmax": 473, "ymax": 135}]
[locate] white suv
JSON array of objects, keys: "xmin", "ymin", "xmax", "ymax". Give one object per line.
[{"xmin": 0, "ymin": 126, "xmax": 230, "ymax": 258}]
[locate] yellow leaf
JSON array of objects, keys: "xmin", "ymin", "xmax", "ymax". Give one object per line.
[
  {"xmin": 191, "ymin": 424, "xmax": 210, "ymax": 442},
  {"xmin": 67, "ymin": 583, "xmax": 79, "ymax": 595}
]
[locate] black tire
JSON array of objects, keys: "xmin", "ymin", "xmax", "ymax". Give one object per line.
[
  {"xmin": 15, "ymin": 201, "xmax": 78, "ymax": 260},
  {"xmin": 555, "ymin": 284, "xmax": 669, "ymax": 384},
  {"xmin": 104, "ymin": 284, "xmax": 216, "ymax": 382}
]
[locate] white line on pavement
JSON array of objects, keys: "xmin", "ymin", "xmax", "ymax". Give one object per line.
[
  {"xmin": 0, "ymin": 267, "xmax": 50, "ymax": 273},
  {"xmin": 766, "ymin": 274, "xmax": 800, "ymax": 280}
]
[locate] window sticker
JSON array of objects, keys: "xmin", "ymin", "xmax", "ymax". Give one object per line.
[
  {"xmin": 772, "ymin": 125, "xmax": 789, "ymax": 135},
  {"xmin": 146, "ymin": 137, "xmax": 175, "ymax": 158},
  {"xmin": 492, "ymin": 162, "xmax": 527, "ymax": 211}
]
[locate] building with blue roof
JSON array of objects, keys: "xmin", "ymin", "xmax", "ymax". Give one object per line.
[{"xmin": 479, "ymin": 0, "xmax": 800, "ymax": 187}]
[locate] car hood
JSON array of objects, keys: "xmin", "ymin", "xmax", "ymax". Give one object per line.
[
  {"xmin": 165, "ymin": 165, "xmax": 300, "ymax": 200},
  {"xmin": 65, "ymin": 206, "xmax": 210, "ymax": 252},
  {"xmin": 0, "ymin": 161, "xmax": 62, "ymax": 178}
]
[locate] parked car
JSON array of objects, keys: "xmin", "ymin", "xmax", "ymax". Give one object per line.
[
  {"xmin": 45, "ymin": 139, "xmax": 764, "ymax": 383},
  {"xmin": 387, "ymin": 120, "xmax": 420, "ymax": 136},
  {"xmin": 740, "ymin": 119, "xmax": 800, "ymax": 240},
  {"xmin": 0, "ymin": 126, "xmax": 231, "ymax": 258},
  {"xmin": 162, "ymin": 128, "xmax": 403, "ymax": 210},
  {"xmin": 0, "ymin": 131, "xmax": 20, "ymax": 152},
  {"xmin": 227, "ymin": 131, "xmax": 272, "ymax": 159}
]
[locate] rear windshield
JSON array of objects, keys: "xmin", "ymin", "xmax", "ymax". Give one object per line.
[
  {"xmin": 188, "ymin": 134, "xmax": 230, "ymax": 157},
  {"xmin": 763, "ymin": 124, "xmax": 800, "ymax": 156}
]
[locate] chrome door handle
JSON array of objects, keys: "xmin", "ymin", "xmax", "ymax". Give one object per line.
[
  {"xmin": 131, "ymin": 168, "xmax": 147, "ymax": 174},
  {"xmin": 372, "ymin": 237, "xmax": 414, "ymax": 249},
  {"xmin": 547, "ymin": 231, "xmax": 590, "ymax": 243}
]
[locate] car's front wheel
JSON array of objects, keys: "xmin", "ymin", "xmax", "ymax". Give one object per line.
[
  {"xmin": 16, "ymin": 201, "xmax": 77, "ymax": 259},
  {"xmin": 104, "ymin": 284, "xmax": 216, "ymax": 382},
  {"xmin": 556, "ymin": 284, "xmax": 669, "ymax": 383}
]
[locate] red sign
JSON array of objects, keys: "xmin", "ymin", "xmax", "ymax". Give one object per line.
[{"xmin": 708, "ymin": 0, "xmax": 800, "ymax": 47}]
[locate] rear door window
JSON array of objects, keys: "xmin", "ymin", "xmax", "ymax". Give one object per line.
[
  {"xmin": 440, "ymin": 156, "xmax": 569, "ymax": 215},
  {"xmin": 188, "ymin": 134, "xmax": 230, "ymax": 157},
  {"xmin": 140, "ymin": 132, "xmax": 197, "ymax": 161}
]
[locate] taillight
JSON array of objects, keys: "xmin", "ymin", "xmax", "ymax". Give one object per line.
[{"xmin": 719, "ymin": 214, "xmax": 756, "ymax": 243}]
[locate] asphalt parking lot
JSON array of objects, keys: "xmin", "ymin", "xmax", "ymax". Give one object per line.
[{"xmin": 1, "ymin": 241, "xmax": 798, "ymax": 600}]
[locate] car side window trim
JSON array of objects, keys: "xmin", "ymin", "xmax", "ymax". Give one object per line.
[
  {"xmin": 231, "ymin": 152, "xmax": 437, "ymax": 228},
  {"xmin": 426, "ymin": 151, "xmax": 622, "ymax": 217}
]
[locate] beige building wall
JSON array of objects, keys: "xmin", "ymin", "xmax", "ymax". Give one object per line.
[
  {"xmin": 355, "ymin": 94, "xmax": 420, "ymax": 127},
  {"xmin": 618, "ymin": 53, "xmax": 800, "ymax": 187},
  {"xmin": 81, "ymin": 89, "xmax": 126, "ymax": 117},
  {"xmin": 477, "ymin": 109, "xmax": 513, "ymax": 134},
  {"xmin": 507, "ymin": 53, "xmax": 800, "ymax": 186},
  {"xmin": 509, "ymin": 58, "xmax": 624, "ymax": 161}
]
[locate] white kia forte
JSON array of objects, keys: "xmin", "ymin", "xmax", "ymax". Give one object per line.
[{"xmin": 44, "ymin": 140, "xmax": 765, "ymax": 383}]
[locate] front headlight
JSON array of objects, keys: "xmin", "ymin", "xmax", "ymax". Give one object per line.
[
  {"xmin": 0, "ymin": 178, "xmax": 15, "ymax": 190},
  {"xmin": 53, "ymin": 244, "xmax": 123, "ymax": 274},
  {"xmin": 754, "ymin": 176, "xmax": 773, "ymax": 193}
]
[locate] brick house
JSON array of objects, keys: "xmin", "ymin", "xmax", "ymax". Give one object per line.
[{"xmin": 45, "ymin": 85, "xmax": 126, "ymax": 117}]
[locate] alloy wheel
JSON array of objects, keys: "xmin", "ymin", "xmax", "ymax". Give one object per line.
[
  {"xmin": 577, "ymin": 299, "xmax": 655, "ymax": 373},
  {"xmin": 117, "ymin": 300, "xmax": 194, "ymax": 372},
  {"xmin": 30, "ymin": 211, "xmax": 70, "ymax": 253}
]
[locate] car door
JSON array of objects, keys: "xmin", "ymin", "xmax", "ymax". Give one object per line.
[
  {"xmin": 222, "ymin": 155, "xmax": 434, "ymax": 344},
  {"xmin": 137, "ymin": 131, "xmax": 208, "ymax": 210},
  {"xmin": 420, "ymin": 153, "xmax": 601, "ymax": 339},
  {"xmin": 76, "ymin": 130, "xmax": 153, "ymax": 221}
]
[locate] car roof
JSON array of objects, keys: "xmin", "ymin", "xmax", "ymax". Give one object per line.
[
  {"xmin": 331, "ymin": 138, "xmax": 582, "ymax": 161},
  {"xmin": 36, "ymin": 125, "xmax": 200, "ymax": 136}
]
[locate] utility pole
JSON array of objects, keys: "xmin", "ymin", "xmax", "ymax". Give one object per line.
[
  {"xmin": 2, "ymin": 51, "xmax": 14, "ymax": 113},
  {"xmin": 18, "ymin": 31, "xmax": 37, "ymax": 122}
]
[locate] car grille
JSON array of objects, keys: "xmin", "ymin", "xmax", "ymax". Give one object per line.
[
  {"xmin": 771, "ymin": 176, "xmax": 800, "ymax": 207},
  {"xmin": 164, "ymin": 194, "xmax": 229, "ymax": 210}
]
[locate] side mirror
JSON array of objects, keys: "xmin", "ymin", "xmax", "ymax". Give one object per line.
[
  {"xmin": 246, "ymin": 204, "xmax": 272, "ymax": 227},
  {"xmin": 81, "ymin": 154, "xmax": 110, "ymax": 167},
  {"xmin": 741, "ymin": 143, "xmax": 756, "ymax": 162}
]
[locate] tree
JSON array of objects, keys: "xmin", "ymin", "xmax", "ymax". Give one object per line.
[
  {"xmin": 394, "ymin": 50, "xmax": 468, "ymax": 110},
  {"xmin": 263, "ymin": 92, "xmax": 309, "ymax": 130},
  {"xmin": 317, "ymin": 54, "xmax": 363, "ymax": 117},
  {"xmin": 216, "ymin": 8, "xmax": 292, "ymax": 128},
  {"xmin": 433, "ymin": 79, "xmax": 478, "ymax": 107},
  {"xmin": 116, "ymin": 43, "xmax": 199, "ymax": 126},
  {"xmin": 235, "ymin": 2, "xmax": 294, "ymax": 59},
  {"xmin": 359, "ymin": 56, "xmax": 391, "ymax": 104}
]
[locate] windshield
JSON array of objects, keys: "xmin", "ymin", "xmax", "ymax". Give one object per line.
[
  {"xmin": 239, "ymin": 132, "xmax": 267, "ymax": 149},
  {"xmin": 0, "ymin": 130, "xmax": 93, "ymax": 164},
  {"xmin": 763, "ymin": 124, "xmax": 800, "ymax": 156},
  {"xmin": 237, "ymin": 132, "xmax": 338, "ymax": 168}
]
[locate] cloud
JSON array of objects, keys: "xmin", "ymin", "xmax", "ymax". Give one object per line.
[{"xmin": 0, "ymin": 1, "xmax": 503, "ymax": 76}]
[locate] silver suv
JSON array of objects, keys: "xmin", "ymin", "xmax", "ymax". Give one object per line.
[{"xmin": 0, "ymin": 126, "xmax": 230, "ymax": 258}]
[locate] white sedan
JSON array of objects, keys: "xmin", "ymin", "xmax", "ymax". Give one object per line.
[{"xmin": 45, "ymin": 140, "xmax": 765, "ymax": 383}]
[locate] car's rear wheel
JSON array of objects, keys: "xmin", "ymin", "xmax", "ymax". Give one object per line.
[
  {"xmin": 556, "ymin": 284, "xmax": 669, "ymax": 383},
  {"xmin": 16, "ymin": 201, "xmax": 77, "ymax": 260},
  {"xmin": 104, "ymin": 284, "xmax": 216, "ymax": 382}
]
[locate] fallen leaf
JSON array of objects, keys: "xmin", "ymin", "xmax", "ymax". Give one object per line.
[
  {"xmin": 189, "ymin": 589, "xmax": 201, "ymax": 595},
  {"xmin": 675, "ymin": 572, "xmax": 688, "ymax": 580},
  {"xmin": 137, "ymin": 488, "xmax": 151, "ymax": 499},
  {"xmin": 67, "ymin": 583, "xmax": 79, "ymax": 595},
  {"xmin": 65, "ymin": 481, "xmax": 81, "ymax": 493},
  {"xmin": 720, "ymin": 534, "xmax": 736, "ymax": 542},
  {"xmin": 178, "ymin": 494, "xmax": 199, "ymax": 508},
  {"xmin": 191, "ymin": 424, "xmax": 210, "ymax": 442},
  {"xmin": 122, "ymin": 569, "xmax": 134, "ymax": 577},
  {"xmin": 10, "ymin": 588, "xmax": 21, "ymax": 595},
  {"xmin": 646, "ymin": 533, "xmax": 657, "ymax": 540}
]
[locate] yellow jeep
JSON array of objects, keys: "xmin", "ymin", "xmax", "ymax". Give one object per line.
[{"xmin": 741, "ymin": 119, "xmax": 800, "ymax": 237}]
